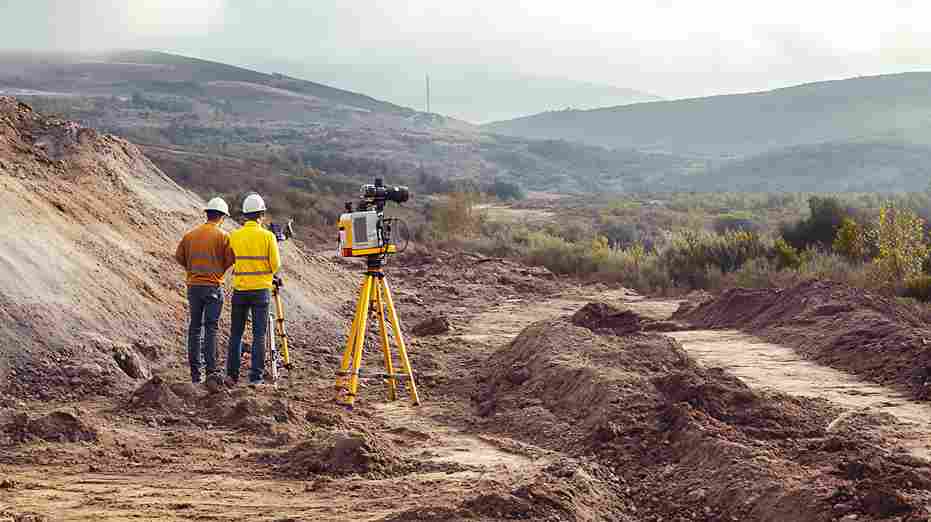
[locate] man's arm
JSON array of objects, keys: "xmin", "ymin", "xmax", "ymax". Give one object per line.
[
  {"xmin": 268, "ymin": 234, "xmax": 281, "ymax": 275},
  {"xmin": 221, "ymin": 233, "xmax": 235, "ymax": 271},
  {"xmin": 174, "ymin": 236, "xmax": 188, "ymax": 268}
]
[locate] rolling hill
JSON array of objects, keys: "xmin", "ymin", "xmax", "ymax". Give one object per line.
[
  {"xmin": 0, "ymin": 50, "xmax": 414, "ymax": 118},
  {"xmin": 0, "ymin": 50, "xmax": 689, "ymax": 205},
  {"xmin": 245, "ymin": 59, "xmax": 661, "ymax": 123},
  {"xmin": 683, "ymin": 140, "xmax": 931, "ymax": 192},
  {"xmin": 483, "ymin": 73, "xmax": 931, "ymax": 159},
  {"xmin": 8, "ymin": 50, "xmax": 925, "ymax": 194}
]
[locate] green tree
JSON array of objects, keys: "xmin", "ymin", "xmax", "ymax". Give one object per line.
[
  {"xmin": 833, "ymin": 218, "xmax": 867, "ymax": 261},
  {"xmin": 781, "ymin": 196, "xmax": 848, "ymax": 250},
  {"xmin": 871, "ymin": 204, "xmax": 928, "ymax": 283}
]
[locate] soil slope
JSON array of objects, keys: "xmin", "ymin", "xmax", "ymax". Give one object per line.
[
  {"xmin": 674, "ymin": 279, "xmax": 931, "ymax": 397},
  {"xmin": 474, "ymin": 317, "xmax": 931, "ymax": 521},
  {"xmin": 0, "ymin": 97, "xmax": 353, "ymax": 400}
]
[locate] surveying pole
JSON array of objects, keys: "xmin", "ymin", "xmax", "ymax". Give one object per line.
[{"xmin": 335, "ymin": 254, "xmax": 420, "ymax": 408}]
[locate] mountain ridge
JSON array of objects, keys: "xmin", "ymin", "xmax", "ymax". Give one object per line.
[{"xmin": 483, "ymin": 71, "xmax": 931, "ymax": 158}]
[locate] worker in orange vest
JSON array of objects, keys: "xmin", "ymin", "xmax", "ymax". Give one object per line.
[{"xmin": 174, "ymin": 198, "xmax": 235, "ymax": 385}]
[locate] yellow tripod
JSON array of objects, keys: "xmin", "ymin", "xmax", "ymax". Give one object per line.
[{"xmin": 335, "ymin": 258, "xmax": 420, "ymax": 408}]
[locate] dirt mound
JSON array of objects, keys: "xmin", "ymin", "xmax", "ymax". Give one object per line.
[
  {"xmin": 571, "ymin": 301, "xmax": 643, "ymax": 334},
  {"xmin": 411, "ymin": 315, "xmax": 451, "ymax": 336},
  {"xmin": 474, "ymin": 315, "xmax": 931, "ymax": 521},
  {"xmin": 277, "ymin": 428, "xmax": 405, "ymax": 477},
  {"xmin": 216, "ymin": 395, "xmax": 296, "ymax": 438},
  {"xmin": 128, "ymin": 376, "xmax": 186, "ymax": 412},
  {"xmin": 0, "ymin": 98, "xmax": 354, "ymax": 400},
  {"xmin": 3, "ymin": 410, "xmax": 97, "ymax": 443},
  {"xmin": 674, "ymin": 279, "xmax": 931, "ymax": 397},
  {"xmin": 389, "ymin": 251, "xmax": 560, "ymax": 326},
  {"xmin": 380, "ymin": 458, "xmax": 635, "ymax": 522}
]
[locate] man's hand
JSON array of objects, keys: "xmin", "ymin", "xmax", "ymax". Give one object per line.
[{"xmin": 273, "ymin": 275, "xmax": 283, "ymax": 288}]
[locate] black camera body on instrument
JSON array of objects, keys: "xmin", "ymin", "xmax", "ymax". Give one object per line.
[
  {"xmin": 356, "ymin": 178, "xmax": 410, "ymax": 212},
  {"xmin": 338, "ymin": 178, "xmax": 410, "ymax": 258}
]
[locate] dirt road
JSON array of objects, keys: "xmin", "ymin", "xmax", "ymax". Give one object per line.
[{"xmin": 669, "ymin": 329, "xmax": 931, "ymax": 459}]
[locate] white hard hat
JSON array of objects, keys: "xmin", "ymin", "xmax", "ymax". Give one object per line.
[
  {"xmin": 242, "ymin": 193, "xmax": 267, "ymax": 214},
  {"xmin": 204, "ymin": 197, "xmax": 229, "ymax": 216}
]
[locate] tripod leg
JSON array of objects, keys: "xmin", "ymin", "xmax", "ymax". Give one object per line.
[
  {"xmin": 336, "ymin": 277, "xmax": 367, "ymax": 399},
  {"xmin": 374, "ymin": 280, "xmax": 398, "ymax": 401},
  {"xmin": 267, "ymin": 307, "xmax": 278, "ymax": 385},
  {"xmin": 274, "ymin": 288, "xmax": 291, "ymax": 370},
  {"xmin": 381, "ymin": 277, "xmax": 420, "ymax": 406},
  {"xmin": 346, "ymin": 275, "xmax": 374, "ymax": 407}
]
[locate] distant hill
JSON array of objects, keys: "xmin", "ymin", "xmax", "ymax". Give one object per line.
[
  {"xmin": 681, "ymin": 140, "xmax": 931, "ymax": 192},
  {"xmin": 0, "ymin": 50, "xmax": 688, "ymax": 197},
  {"xmin": 483, "ymin": 73, "xmax": 931, "ymax": 158},
  {"xmin": 240, "ymin": 59, "xmax": 661, "ymax": 123},
  {"xmin": 0, "ymin": 50, "xmax": 415, "ymax": 118}
]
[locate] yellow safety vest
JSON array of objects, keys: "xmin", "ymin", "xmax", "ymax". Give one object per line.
[{"xmin": 229, "ymin": 221, "xmax": 281, "ymax": 291}]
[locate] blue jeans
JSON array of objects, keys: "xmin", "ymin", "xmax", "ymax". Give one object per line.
[
  {"xmin": 227, "ymin": 289, "xmax": 271, "ymax": 384},
  {"xmin": 187, "ymin": 285, "xmax": 224, "ymax": 383}
]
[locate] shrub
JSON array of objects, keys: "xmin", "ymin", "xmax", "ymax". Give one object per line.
[
  {"xmin": 871, "ymin": 204, "xmax": 928, "ymax": 282},
  {"xmin": 712, "ymin": 212, "xmax": 759, "ymax": 234},
  {"xmin": 772, "ymin": 238, "xmax": 802, "ymax": 270},
  {"xmin": 781, "ymin": 196, "xmax": 849, "ymax": 250},
  {"xmin": 796, "ymin": 250, "xmax": 876, "ymax": 290},
  {"xmin": 833, "ymin": 217, "xmax": 868, "ymax": 260},
  {"xmin": 430, "ymin": 191, "xmax": 484, "ymax": 240},
  {"xmin": 661, "ymin": 230, "xmax": 768, "ymax": 288},
  {"xmin": 524, "ymin": 232, "xmax": 598, "ymax": 275},
  {"xmin": 487, "ymin": 179, "xmax": 526, "ymax": 201},
  {"xmin": 598, "ymin": 218, "xmax": 640, "ymax": 248},
  {"xmin": 903, "ymin": 276, "xmax": 931, "ymax": 302},
  {"xmin": 730, "ymin": 257, "xmax": 783, "ymax": 289}
]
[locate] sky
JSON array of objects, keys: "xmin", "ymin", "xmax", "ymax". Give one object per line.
[{"xmin": 2, "ymin": 0, "xmax": 931, "ymax": 100}]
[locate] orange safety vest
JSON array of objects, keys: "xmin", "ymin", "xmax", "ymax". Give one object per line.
[{"xmin": 175, "ymin": 222, "xmax": 235, "ymax": 286}]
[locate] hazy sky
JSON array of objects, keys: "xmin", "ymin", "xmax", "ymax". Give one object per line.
[{"xmin": 3, "ymin": 0, "xmax": 931, "ymax": 99}]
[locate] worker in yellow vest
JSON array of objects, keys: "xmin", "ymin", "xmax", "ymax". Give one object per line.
[{"xmin": 226, "ymin": 193, "xmax": 281, "ymax": 386}]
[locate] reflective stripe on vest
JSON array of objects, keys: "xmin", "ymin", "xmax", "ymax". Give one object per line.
[
  {"xmin": 235, "ymin": 256, "xmax": 270, "ymax": 260},
  {"xmin": 191, "ymin": 266, "xmax": 225, "ymax": 274},
  {"xmin": 233, "ymin": 270, "xmax": 273, "ymax": 276},
  {"xmin": 190, "ymin": 253, "xmax": 222, "ymax": 262}
]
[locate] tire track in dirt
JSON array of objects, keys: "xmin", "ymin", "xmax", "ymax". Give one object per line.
[{"xmin": 668, "ymin": 329, "xmax": 931, "ymax": 460}]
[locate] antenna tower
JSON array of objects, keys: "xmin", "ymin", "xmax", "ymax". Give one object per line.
[{"xmin": 425, "ymin": 74, "xmax": 431, "ymax": 113}]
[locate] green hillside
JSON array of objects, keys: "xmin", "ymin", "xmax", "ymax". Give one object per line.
[
  {"xmin": 681, "ymin": 141, "xmax": 931, "ymax": 192},
  {"xmin": 483, "ymin": 73, "xmax": 931, "ymax": 158},
  {"xmin": 0, "ymin": 50, "xmax": 414, "ymax": 116}
]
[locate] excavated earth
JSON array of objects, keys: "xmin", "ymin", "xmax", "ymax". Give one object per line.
[
  {"xmin": 0, "ymin": 97, "xmax": 352, "ymax": 402},
  {"xmin": 4, "ymin": 100, "xmax": 931, "ymax": 521},
  {"xmin": 674, "ymin": 279, "xmax": 931, "ymax": 397}
]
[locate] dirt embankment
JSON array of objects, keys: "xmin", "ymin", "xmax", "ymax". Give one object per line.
[
  {"xmin": 470, "ymin": 314, "xmax": 931, "ymax": 521},
  {"xmin": 674, "ymin": 279, "xmax": 931, "ymax": 397},
  {"xmin": 0, "ymin": 97, "xmax": 353, "ymax": 400},
  {"xmin": 371, "ymin": 251, "xmax": 560, "ymax": 326}
]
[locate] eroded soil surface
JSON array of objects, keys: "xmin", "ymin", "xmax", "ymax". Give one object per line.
[{"xmin": 5, "ymin": 243, "xmax": 931, "ymax": 520}]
